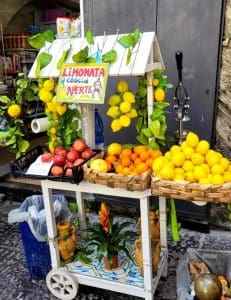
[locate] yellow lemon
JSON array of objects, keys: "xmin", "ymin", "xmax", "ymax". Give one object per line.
[
  {"xmin": 7, "ymin": 104, "xmax": 21, "ymax": 118},
  {"xmin": 182, "ymin": 160, "xmax": 194, "ymax": 172},
  {"xmin": 186, "ymin": 132, "xmax": 199, "ymax": 148},
  {"xmin": 180, "ymin": 141, "xmax": 188, "ymax": 149},
  {"xmin": 120, "ymin": 101, "xmax": 131, "ymax": 113},
  {"xmin": 229, "ymin": 165, "xmax": 231, "ymax": 172},
  {"xmin": 199, "ymin": 178, "xmax": 210, "ymax": 184},
  {"xmin": 175, "ymin": 168, "xmax": 184, "ymax": 174},
  {"xmin": 196, "ymin": 140, "xmax": 210, "ymax": 155},
  {"xmin": 126, "ymin": 108, "xmax": 138, "ymax": 118},
  {"xmin": 107, "ymin": 106, "xmax": 120, "ymax": 118},
  {"xmin": 107, "ymin": 143, "xmax": 122, "ymax": 156},
  {"xmin": 39, "ymin": 88, "xmax": 53, "ymax": 103},
  {"xmin": 50, "ymin": 127, "xmax": 57, "ymax": 135},
  {"xmin": 111, "ymin": 119, "xmax": 122, "ymax": 132},
  {"xmin": 220, "ymin": 157, "xmax": 230, "ymax": 171},
  {"xmin": 152, "ymin": 156, "xmax": 166, "ymax": 174},
  {"xmin": 154, "ymin": 87, "xmax": 165, "ymax": 102},
  {"xmin": 172, "ymin": 152, "xmax": 185, "ymax": 167},
  {"xmin": 174, "ymin": 173, "xmax": 185, "ymax": 181},
  {"xmin": 182, "ymin": 146, "xmax": 194, "ymax": 159},
  {"xmin": 117, "ymin": 80, "xmax": 129, "ymax": 93},
  {"xmin": 191, "ymin": 153, "xmax": 204, "ymax": 165},
  {"xmin": 119, "ymin": 115, "xmax": 131, "ymax": 127},
  {"xmin": 108, "ymin": 94, "xmax": 121, "ymax": 106},
  {"xmin": 43, "ymin": 79, "xmax": 55, "ymax": 92},
  {"xmin": 206, "ymin": 153, "xmax": 220, "ymax": 167},
  {"xmin": 48, "ymin": 142, "xmax": 55, "ymax": 153},
  {"xmin": 211, "ymin": 164, "xmax": 224, "ymax": 175},
  {"xmin": 211, "ymin": 174, "xmax": 224, "ymax": 185},
  {"xmin": 122, "ymin": 91, "xmax": 135, "ymax": 103},
  {"xmin": 159, "ymin": 166, "xmax": 175, "ymax": 180},
  {"xmin": 164, "ymin": 151, "xmax": 172, "ymax": 161},
  {"xmin": 201, "ymin": 163, "xmax": 210, "ymax": 175},
  {"xmin": 207, "ymin": 174, "xmax": 213, "ymax": 183},
  {"xmin": 194, "ymin": 166, "xmax": 207, "ymax": 181},
  {"xmin": 223, "ymin": 172, "xmax": 231, "ymax": 183},
  {"xmin": 170, "ymin": 145, "xmax": 181, "ymax": 155},
  {"xmin": 57, "ymin": 104, "xmax": 67, "ymax": 116},
  {"xmin": 185, "ymin": 171, "xmax": 195, "ymax": 182}
]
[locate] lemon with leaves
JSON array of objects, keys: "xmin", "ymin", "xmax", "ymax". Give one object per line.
[
  {"xmin": 39, "ymin": 88, "xmax": 53, "ymax": 103},
  {"xmin": 7, "ymin": 104, "xmax": 21, "ymax": 118},
  {"xmin": 154, "ymin": 87, "xmax": 165, "ymax": 102}
]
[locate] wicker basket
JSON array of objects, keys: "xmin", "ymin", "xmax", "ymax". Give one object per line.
[
  {"xmin": 83, "ymin": 153, "xmax": 151, "ymax": 191},
  {"xmin": 151, "ymin": 176, "xmax": 231, "ymax": 203}
]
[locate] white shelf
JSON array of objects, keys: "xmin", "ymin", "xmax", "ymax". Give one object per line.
[{"xmin": 41, "ymin": 180, "xmax": 168, "ymax": 299}]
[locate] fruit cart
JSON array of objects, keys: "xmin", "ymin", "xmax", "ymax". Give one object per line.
[{"xmin": 27, "ymin": 28, "xmax": 167, "ymax": 299}]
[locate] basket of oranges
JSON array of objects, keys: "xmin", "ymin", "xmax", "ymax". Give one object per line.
[
  {"xmin": 151, "ymin": 132, "xmax": 231, "ymax": 203},
  {"xmin": 83, "ymin": 143, "xmax": 163, "ymax": 191}
]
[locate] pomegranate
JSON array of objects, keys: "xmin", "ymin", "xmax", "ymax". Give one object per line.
[
  {"xmin": 53, "ymin": 154, "xmax": 66, "ymax": 167},
  {"xmin": 66, "ymin": 150, "xmax": 79, "ymax": 162}
]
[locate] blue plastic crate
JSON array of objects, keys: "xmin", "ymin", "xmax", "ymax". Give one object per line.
[{"xmin": 19, "ymin": 222, "xmax": 51, "ymax": 279}]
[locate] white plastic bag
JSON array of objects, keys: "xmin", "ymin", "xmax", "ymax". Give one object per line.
[{"xmin": 8, "ymin": 194, "xmax": 72, "ymax": 242}]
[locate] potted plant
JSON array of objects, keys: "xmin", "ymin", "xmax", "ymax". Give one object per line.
[{"xmin": 84, "ymin": 202, "xmax": 137, "ymax": 270}]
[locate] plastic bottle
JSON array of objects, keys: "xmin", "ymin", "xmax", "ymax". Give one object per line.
[{"xmin": 95, "ymin": 108, "xmax": 105, "ymax": 150}]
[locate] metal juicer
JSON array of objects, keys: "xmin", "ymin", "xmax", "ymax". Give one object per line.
[{"xmin": 174, "ymin": 51, "xmax": 190, "ymax": 145}]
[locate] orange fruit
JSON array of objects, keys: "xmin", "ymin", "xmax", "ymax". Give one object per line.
[
  {"xmin": 105, "ymin": 155, "xmax": 117, "ymax": 164},
  {"xmin": 129, "ymin": 164, "xmax": 135, "ymax": 171},
  {"xmin": 121, "ymin": 148, "xmax": 132, "ymax": 157},
  {"xmin": 121, "ymin": 157, "xmax": 131, "ymax": 167},
  {"xmin": 146, "ymin": 158, "xmax": 154, "ymax": 168},
  {"xmin": 134, "ymin": 145, "xmax": 147, "ymax": 156},
  {"xmin": 149, "ymin": 149, "xmax": 162, "ymax": 160},
  {"xmin": 115, "ymin": 164, "xmax": 123, "ymax": 174},
  {"xmin": 130, "ymin": 170, "xmax": 138, "ymax": 176},
  {"xmin": 121, "ymin": 167, "xmax": 131, "ymax": 175},
  {"xmin": 131, "ymin": 152, "xmax": 138, "ymax": 161},
  {"xmin": 140, "ymin": 150, "xmax": 150, "ymax": 162},
  {"xmin": 136, "ymin": 162, "xmax": 148, "ymax": 175},
  {"xmin": 134, "ymin": 158, "xmax": 142, "ymax": 167},
  {"xmin": 106, "ymin": 161, "xmax": 112, "ymax": 172}
]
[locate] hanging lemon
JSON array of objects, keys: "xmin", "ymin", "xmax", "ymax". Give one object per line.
[
  {"xmin": 7, "ymin": 104, "xmax": 21, "ymax": 118},
  {"xmin": 117, "ymin": 80, "xmax": 129, "ymax": 93},
  {"xmin": 43, "ymin": 79, "xmax": 55, "ymax": 92},
  {"xmin": 154, "ymin": 87, "xmax": 165, "ymax": 102}
]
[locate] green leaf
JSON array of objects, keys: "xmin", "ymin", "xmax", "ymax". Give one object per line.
[
  {"xmin": 0, "ymin": 131, "xmax": 9, "ymax": 139},
  {"xmin": 135, "ymin": 116, "xmax": 143, "ymax": 132},
  {"xmin": 0, "ymin": 95, "xmax": 11, "ymax": 105},
  {"xmin": 126, "ymin": 48, "xmax": 132, "ymax": 65},
  {"xmin": 142, "ymin": 128, "xmax": 153, "ymax": 138},
  {"xmin": 136, "ymin": 133, "xmax": 148, "ymax": 145},
  {"xmin": 86, "ymin": 28, "xmax": 94, "ymax": 45},
  {"xmin": 28, "ymin": 33, "xmax": 45, "ymax": 49},
  {"xmin": 151, "ymin": 108, "xmax": 164, "ymax": 121},
  {"xmin": 86, "ymin": 57, "xmax": 96, "ymax": 63},
  {"xmin": 16, "ymin": 79, "xmax": 27, "ymax": 89},
  {"xmin": 42, "ymin": 29, "xmax": 55, "ymax": 43},
  {"xmin": 154, "ymin": 102, "xmax": 170, "ymax": 109},
  {"xmin": 133, "ymin": 28, "xmax": 141, "ymax": 43},
  {"xmin": 117, "ymin": 34, "xmax": 136, "ymax": 48},
  {"xmin": 39, "ymin": 52, "xmax": 52, "ymax": 68},
  {"xmin": 57, "ymin": 47, "xmax": 71, "ymax": 70},
  {"xmin": 102, "ymin": 50, "xmax": 117, "ymax": 64},
  {"xmin": 72, "ymin": 46, "xmax": 89, "ymax": 63},
  {"xmin": 136, "ymin": 86, "xmax": 147, "ymax": 98},
  {"xmin": 150, "ymin": 120, "xmax": 160, "ymax": 136},
  {"xmin": 149, "ymin": 139, "xmax": 160, "ymax": 150}
]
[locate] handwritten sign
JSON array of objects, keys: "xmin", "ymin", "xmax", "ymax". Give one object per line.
[{"xmin": 56, "ymin": 63, "xmax": 109, "ymax": 104}]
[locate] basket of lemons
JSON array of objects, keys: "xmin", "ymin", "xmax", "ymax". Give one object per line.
[{"xmin": 151, "ymin": 132, "xmax": 231, "ymax": 203}]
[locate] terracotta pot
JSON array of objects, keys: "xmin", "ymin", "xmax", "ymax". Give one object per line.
[
  {"xmin": 103, "ymin": 254, "xmax": 118, "ymax": 270},
  {"xmin": 57, "ymin": 220, "xmax": 77, "ymax": 261}
]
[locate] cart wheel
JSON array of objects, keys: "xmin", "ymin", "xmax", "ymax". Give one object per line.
[{"xmin": 46, "ymin": 268, "xmax": 78, "ymax": 300}]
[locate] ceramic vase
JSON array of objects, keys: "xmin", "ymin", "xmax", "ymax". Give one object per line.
[{"xmin": 57, "ymin": 220, "xmax": 77, "ymax": 261}]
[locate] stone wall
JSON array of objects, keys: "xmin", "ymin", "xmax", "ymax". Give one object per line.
[{"xmin": 216, "ymin": 0, "xmax": 231, "ymax": 159}]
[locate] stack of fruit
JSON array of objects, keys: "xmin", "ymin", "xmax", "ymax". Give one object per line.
[
  {"xmin": 41, "ymin": 138, "xmax": 95, "ymax": 177},
  {"xmin": 107, "ymin": 81, "xmax": 138, "ymax": 132},
  {"xmin": 152, "ymin": 132, "xmax": 231, "ymax": 185},
  {"xmin": 89, "ymin": 142, "xmax": 163, "ymax": 176}
]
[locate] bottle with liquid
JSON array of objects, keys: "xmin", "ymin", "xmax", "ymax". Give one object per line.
[{"xmin": 95, "ymin": 108, "xmax": 105, "ymax": 150}]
